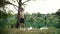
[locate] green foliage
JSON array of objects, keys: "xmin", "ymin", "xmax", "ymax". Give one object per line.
[
  {"xmin": 24, "ymin": 12, "xmax": 60, "ymax": 28},
  {"xmin": 6, "ymin": 16, "xmax": 17, "ymax": 28},
  {"xmin": 1, "ymin": 11, "xmax": 60, "ymax": 28},
  {"xmin": 0, "ymin": 10, "xmax": 13, "ymax": 28},
  {"xmin": 55, "ymin": 9, "xmax": 60, "ymax": 16},
  {"xmin": 55, "ymin": 23, "xmax": 60, "ymax": 28}
]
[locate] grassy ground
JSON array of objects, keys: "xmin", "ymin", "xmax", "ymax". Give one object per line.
[{"xmin": 0, "ymin": 28, "xmax": 60, "ymax": 34}]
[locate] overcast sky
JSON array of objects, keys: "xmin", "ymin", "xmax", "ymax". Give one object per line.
[{"xmin": 6, "ymin": 0, "xmax": 60, "ymax": 14}]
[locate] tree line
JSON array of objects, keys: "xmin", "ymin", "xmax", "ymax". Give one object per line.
[{"xmin": 0, "ymin": 9, "xmax": 60, "ymax": 28}]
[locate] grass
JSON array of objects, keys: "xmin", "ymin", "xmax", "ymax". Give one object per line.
[{"xmin": 0, "ymin": 28, "xmax": 60, "ymax": 34}]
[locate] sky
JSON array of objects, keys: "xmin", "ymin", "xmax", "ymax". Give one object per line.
[{"xmin": 6, "ymin": 0, "xmax": 60, "ymax": 14}]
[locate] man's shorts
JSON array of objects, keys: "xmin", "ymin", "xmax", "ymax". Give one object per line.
[{"xmin": 20, "ymin": 18, "xmax": 24, "ymax": 23}]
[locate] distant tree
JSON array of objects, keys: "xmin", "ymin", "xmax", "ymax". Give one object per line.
[
  {"xmin": 55, "ymin": 9, "xmax": 60, "ymax": 28},
  {"xmin": 0, "ymin": 10, "xmax": 12, "ymax": 28},
  {"xmin": 36, "ymin": 13, "xmax": 41, "ymax": 17},
  {"xmin": 55, "ymin": 9, "xmax": 60, "ymax": 16}
]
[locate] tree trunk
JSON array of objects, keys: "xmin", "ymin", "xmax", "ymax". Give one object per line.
[{"xmin": 16, "ymin": 0, "xmax": 24, "ymax": 28}]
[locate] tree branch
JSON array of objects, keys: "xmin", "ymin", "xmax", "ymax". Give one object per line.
[
  {"xmin": 16, "ymin": 0, "xmax": 18, "ymax": 3},
  {"xmin": 14, "ymin": 6, "xmax": 18, "ymax": 11},
  {"xmin": 22, "ymin": 0, "xmax": 30, "ymax": 4},
  {"xmin": 5, "ymin": 1, "xmax": 18, "ymax": 8}
]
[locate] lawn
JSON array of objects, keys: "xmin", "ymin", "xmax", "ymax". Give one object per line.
[{"xmin": 0, "ymin": 28, "xmax": 60, "ymax": 34}]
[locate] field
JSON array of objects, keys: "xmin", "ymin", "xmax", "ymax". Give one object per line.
[{"xmin": 0, "ymin": 28, "xmax": 60, "ymax": 34}]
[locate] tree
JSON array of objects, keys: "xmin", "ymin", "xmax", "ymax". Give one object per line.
[
  {"xmin": 15, "ymin": 0, "xmax": 30, "ymax": 28},
  {"xmin": 55, "ymin": 9, "xmax": 60, "ymax": 15},
  {"xmin": 0, "ymin": 0, "xmax": 31, "ymax": 28},
  {"xmin": 0, "ymin": 10, "xmax": 12, "ymax": 28},
  {"xmin": 55, "ymin": 9, "xmax": 60, "ymax": 28}
]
